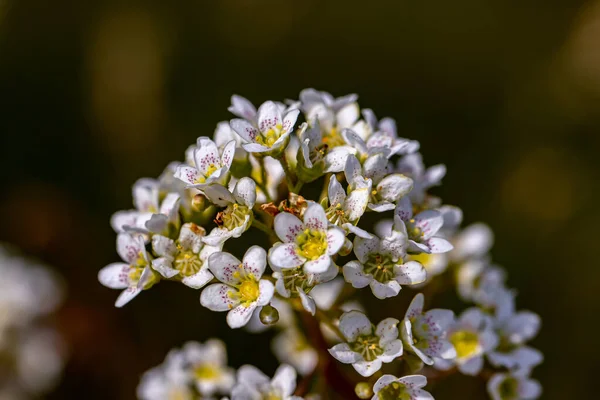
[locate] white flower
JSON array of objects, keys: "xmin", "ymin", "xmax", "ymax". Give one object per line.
[
  {"xmin": 343, "ymin": 217, "xmax": 426, "ymax": 299},
  {"xmin": 450, "ymin": 222, "xmax": 494, "ymax": 263},
  {"xmin": 371, "ymin": 374, "xmax": 433, "ymax": 400},
  {"xmin": 328, "ymin": 311, "xmax": 403, "ymax": 377},
  {"xmin": 98, "ymin": 233, "xmax": 160, "ymax": 307},
  {"xmin": 214, "ymin": 121, "xmax": 249, "ymax": 164},
  {"xmin": 202, "ymin": 178, "xmax": 256, "ymax": 246},
  {"xmin": 137, "ymin": 348, "xmax": 193, "ymax": 400},
  {"xmin": 360, "ymin": 109, "xmax": 420, "ymax": 157},
  {"xmin": 110, "ymin": 178, "xmax": 160, "ymax": 234},
  {"xmin": 269, "ymin": 203, "xmax": 346, "ymax": 274},
  {"xmin": 324, "ymin": 157, "xmax": 372, "ymax": 238},
  {"xmin": 300, "ymin": 89, "xmax": 358, "ymax": 143},
  {"xmin": 201, "ymin": 246, "xmax": 274, "ymax": 329},
  {"xmin": 175, "ymin": 137, "xmax": 235, "ymax": 188},
  {"xmin": 230, "ymin": 101, "xmax": 299, "ymax": 156},
  {"xmin": 434, "ymin": 308, "xmax": 498, "ymax": 376},
  {"xmin": 487, "ymin": 371, "xmax": 541, "ymax": 400},
  {"xmin": 395, "ymin": 198, "xmax": 453, "ymax": 254},
  {"xmin": 231, "ymin": 364, "xmax": 303, "ymax": 400},
  {"xmin": 397, "ymin": 153, "xmax": 446, "ymax": 207},
  {"xmin": 358, "ymin": 153, "xmax": 413, "ymax": 212},
  {"xmin": 228, "ymin": 94, "xmax": 258, "ymax": 121},
  {"xmin": 272, "ymin": 261, "xmax": 338, "ymax": 315},
  {"xmin": 487, "ymin": 300, "xmax": 543, "ymax": 374},
  {"xmin": 400, "ymin": 293, "xmax": 456, "ymax": 365},
  {"xmin": 182, "ymin": 339, "xmax": 235, "ymax": 396},
  {"xmin": 272, "ymin": 328, "xmax": 318, "ymax": 376},
  {"xmin": 151, "ymin": 223, "xmax": 222, "ymax": 289}
]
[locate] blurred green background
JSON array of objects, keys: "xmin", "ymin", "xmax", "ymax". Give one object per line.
[{"xmin": 0, "ymin": 0, "xmax": 598, "ymax": 398}]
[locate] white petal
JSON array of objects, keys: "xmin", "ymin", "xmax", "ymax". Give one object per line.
[
  {"xmin": 363, "ymin": 153, "xmax": 387, "ymax": 183},
  {"xmin": 298, "ymin": 289, "xmax": 316, "ymax": 315},
  {"xmin": 459, "ymin": 356, "xmax": 484, "ymax": 376},
  {"xmin": 353, "ymin": 236, "xmax": 379, "ymax": 264},
  {"xmin": 227, "ymin": 303, "xmax": 257, "ymax": 328},
  {"xmin": 394, "ymin": 196, "xmax": 413, "ymax": 221},
  {"xmin": 303, "ymin": 254, "xmax": 331, "ymax": 274},
  {"xmin": 328, "ymin": 175, "xmax": 346, "ymax": 206},
  {"xmin": 303, "ymin": 203, "xmax": 328, "ymax": 231},
  {"xmin": 202, "ymin": 227, "xmax": 234, "ymax": 246},
  {"xmin": 426, "ymin": 237, "xmax": 454, "ymax": 254},
  {"xmin": 341, "ymin": 129, "xmax": 368, "ymax": 155},
  {"xmin": 395, "ymin": 261, "xmax": 427, "ymax": 285},
  {"xmin": 424, "ymin": 309, "xmax": 455, "ymax": 331},
  {"xmin": 98, "ymin": 262, "xmax": 130, "ymax": 289},
  {"xmin": 151, "ymin": 235, "xmax": 176, "ymax": 257},
  {"xmin": 519, "ymin": 378, "xmax": 542, "ymax": 399},
  {"xmin": 181, "ymin": 267, "xmax": 214, "ymax": 289},
  {"xmin": 132, "ymin": 178, "xmax": 160, "ymax": 212},
  {"xmin": 344, "ymin": 154, "xmax": 362, "ymax": 186},
  {"xmin": 423, "ymin": 164, "xmax": 446, "ymax": 188},
  {"xmin": 200, "ymin": 283, "xmax": 238, "ymax": 311},
  {"xmin": 257, "ymin": 101, "xmax": 283, "ymax": 132},
  {"xmin": 398, "ymin": 375, "xmax": 428, "ymax": 389},
  {"xmin": 274, "ymin": 212, "xmax": 304, "ymax": 243},
  {"xmin": 230, "ymin": 118, "xmax": 259, "ymax": 143},
  {"xmin": 336, "ymin": 102, "xmax": 359, "ymax": 128},
  {"xmin": 115, "ymin": 287, "xmax": 141, "ymax": 307},
  {"xmin": 194, "ymin": 137, "xmax": 220, "ymax": 176},
  {"xmin": 151, "ymin": 257, "xmax": 179, "ymax": 279},
  {"xmin": 373, "ymin": 374, "xmax": 398, "ymax": 393},
  {"xmin": 352, "ymin": 359, "xmax": 382, "ymax": 377},
  {"xmin": 117, "ymin": 233, "xmax": 144, "ymax": 264},
  {"xmin": 344, "ymin": 224, "xmax": 374, "ymax": 239},
  {"xmin": 326, "ymin": 227, "xmax": 345, "ymax": 255},
  {"xmin": 203, "ymin": 184, "xmax": 235, "ymax": 207},
  {"xmin": 339, "ymin": 311, "xmax": 372, "ymax": 342},
  {"xmin": 328, "ymin": 343, "xmax": 361, "ymax": 364},
  {"xmin": 174, "ymin": 165, "xmax": 201, "ymax": 186},
  {"xmin": 233, "ymin": 177, "xmax": 257, "ymax": 207},
  {"xmin": 370, "ymin": 280, "xmax": 401, "ymax": 299},
  {"xmin": 237, "ymin": 364, "xmax": 270, "ymax": 387},
  {"xmin": 282, "ymin": 108, "xmax": 299, "ymax": 134},
  {"xmin": 453, "ymin": 223, "xmax": 494, "ymax": 260},
  {"xmin": 368, "ymin": 201, "xmax": 396, "ymax": 212},
  {"xmin": 324, "ymin": 146, "xmax": 353, "ymax": 173},
  {"xmin": 269, "ymin": 243, "xmax": 305, "ymax": 269},
  {"xmin": 379, "ymin": 339, "xmax": 403, "ymax": 362},
  {"xmin": 342, "ymin": 261, "xmax": 372, "ymax": 288},
  {"xmin": 376, "ymin": 318, "xmax": 400, "ymax": 343},
  {"xmin": 242, "ymin": 246, "xmax": 267, "ymax": 278},
  {"xmin": 221, "ymin": 140, "xmax": 236, "ymax": 169},
  {"xmin": 405, "ymin": 293, "xmax": 424, "ymax": 319},
  {"xmin": 376, "ymin": 174, "xmax": 413, "ymax": 202},
  {"xmin": 242, "ymin": 142, "xmax": 271, "ymax": 153},
  {"xmin": 228, "ymin": 95, "xmax": 256, "ymax": 119},
  {"xmin": 271, "ymin": 364, "xmax": 297, "ymax": 397},
  {"xmin": 256, "ymin": 280, "xmax": 275, "ymax": 306},
  {"xmin": 208, "ymin": 252, "xmax": 242, "ymax": 285},
  {"xmin": 344, "ymin": 182, "xmax": 371, "ymax": 221},
  {"xmin": 413, "ymin": 210, "xmax": 443, "ymax": 239}
]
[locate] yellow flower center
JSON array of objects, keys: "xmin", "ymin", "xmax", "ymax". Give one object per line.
[
  {"xmin": 256, "ymin": 125, "xmax": 282, "ymax": 147},
  {"xmin": 239, "ymin": 280, "xmax": 260, "ymax": 303},
  {"xmin": 450, "ymin": 330, "xmax": 480, "ymax": 359},
  {"xmin": 264, "ymin": 393, "xmax": 282, "ymax": 400},
  {"xmin": 194, "ymin": 363, "xmax": 220, "ymax": 380},
  {"xmin": 378, "ymin": 381, "xmax": 411, "ymax": 400},
  {"xmin": 194, "ymin": 163, "xmax": 218, "ymax": 184},
  {"xmin": 173, "ymin": 250, "xmax": 203, "ymax": 277},
  {"xmin": 296, "ymin": 229, "xmax": 327, "ymax": 260},
  {"xmin": 168, "ymin": 389, "xmax": 190, "ymax": 400},
  {"xmin": 321, "ymin": 126, "xmax": 345, "ymax": 148}
]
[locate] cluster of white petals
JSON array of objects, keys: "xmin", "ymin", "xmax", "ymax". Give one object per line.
[
  {"xmin": 0, "ymin": 245, "xmax": 65, "ymax": 399},
  {"xmin": 100, "ymin": 89, "xmax": 543, "ymax": 399}
]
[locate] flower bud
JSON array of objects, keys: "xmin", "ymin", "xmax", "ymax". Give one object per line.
[
  {"xmin": 192, "ymin": 193, "xmax": 207, "ymax": 212},
  {"xmin": 259, "ymin": 305, "xmax": 279, "ymax": 326},
  {"xmin": 355, "ymin": 382, "xmax": 372, "ymax": 399}
]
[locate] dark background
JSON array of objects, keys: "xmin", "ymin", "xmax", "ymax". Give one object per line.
[{"xmin": 0, "ymin": 0, "xmax": 598, "ymax": 398}]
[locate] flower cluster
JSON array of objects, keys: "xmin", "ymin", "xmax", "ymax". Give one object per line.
[
  {"xmin": 0, "ymin": 245, "xmax": 66, "ymax": 399},
  {"xmin": 100, "ymin": 89, "xmax": 543, "ymax": 399}
]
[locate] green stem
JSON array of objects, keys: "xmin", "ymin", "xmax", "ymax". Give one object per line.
[
  {"xmin": 278, "ymin": 152, "xmax": 296, "ymax": 192},
  {"xmin": 258, "ymin": 158, "xmax": 274, "ymax": 202}
]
